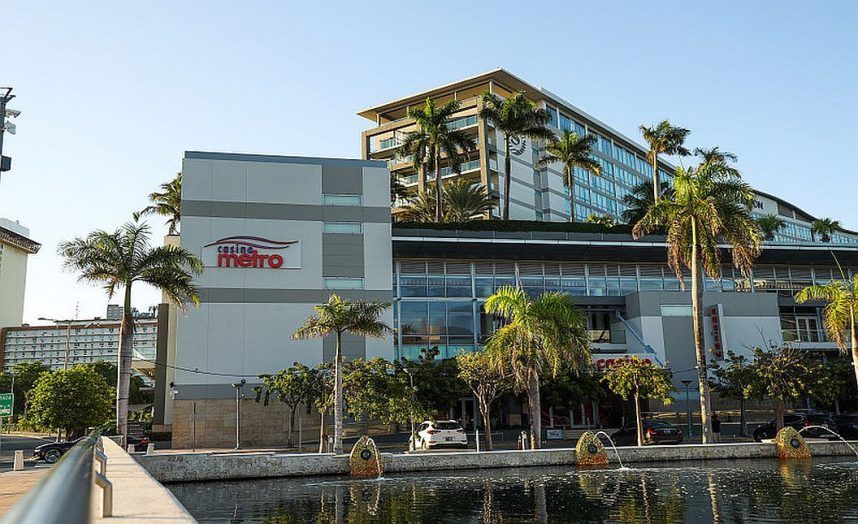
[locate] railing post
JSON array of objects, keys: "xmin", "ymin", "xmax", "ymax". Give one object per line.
[{"xmin": 93, "ymin": 439, "xmax": 112, "ymax": 518}]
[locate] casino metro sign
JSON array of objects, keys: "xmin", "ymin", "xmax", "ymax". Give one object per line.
[{"xmin": 203, "ymin": 236, "xmax": 301, "ymax": 269}]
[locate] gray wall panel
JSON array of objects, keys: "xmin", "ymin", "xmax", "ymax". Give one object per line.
[{"xmin": 322, "ymin": 164, "xmax": 363, "ymax": 195}]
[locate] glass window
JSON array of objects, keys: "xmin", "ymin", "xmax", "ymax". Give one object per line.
[
  {"xmin": 661, "ymin": 305, "xmax": 692, "ymax": 316},
  {"xmin": 324, "ymin": 277, "xmax": 363, "ymax": 289},
  {"xmin": 400, "ymin": 301, "xmax": 428, "ymax": 335},
  {"xmin": 429, "ymin": 302, "xmax": 446, "ymax": 335},
  {"xmin": 323, "ymin": 194, "xmax": 362, "ymax": 206},
  {"xmin": 474, "ymin": 277, "xmax": 494, "ymax": 298},
  {"xmin": 446, "ymin": 302, "xmax": 475, "ymax": 337},
  {"xmin": 545, "ymin": 106, "xmax": 558, "ymax": 128},
  {"xmin": 323, "ymin": 222, "xmax": 362, "ymax": 234}
]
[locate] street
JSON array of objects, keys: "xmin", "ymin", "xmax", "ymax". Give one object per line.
[{"xmin": 0, "ymin": 433, "xmax": 54, "ymax": 470}]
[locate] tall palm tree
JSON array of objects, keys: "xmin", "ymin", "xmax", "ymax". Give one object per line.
[
  {"xmin": 621, "ymin": 180, "xmax": 673, "ymax": 225},
  {"xmin": 795, "ymin": 275, "xmax": 858, "ymax": 388},
  {"xmin": 399, "ymin": 129, "xmax": 431, "ymax": 195},
  {"xmin": 632, "ymin": 158, "xmax": 762, "ymax": 443},
  {"xmin": 137, "ymin": 173, "xmax": 182, "ymax": 235},
  {"xmin": 58, "ymin": 220, "xmax": 203, "ymax": 439},
  {"xmin": 404, "ymin": 98, "xmax": 475, "ymax": 222},
  {"xmin": 536, "ymin": 131, "xmax": 601, "ymax": 218},
  {"xmin": 292, "ymin": 294, "xmax": 390, "ymax": 455},
  {"xmin": 812, "ymin": 218, "xmax": 841, "ymax": 243},
  {"xmin": 639, "ymin": 120, "xmax": 691, "ymax": 204},
  {"xmin": 756, "ymin": 214, "xmax": 787, "ymax": 241},
  {"xmin": 480, "ymin": 91, "xmax": 555, "ymax": 220},
  {"xmin": 484, "ymin": 286, "xmax": 590, "ymax": 449},
  {"xmin": 400, "ymin": 179, "xmax": 493, "ymax": 223}
]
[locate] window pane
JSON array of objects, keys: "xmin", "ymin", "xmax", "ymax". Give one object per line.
[
  {"xmin": 324, "ymin": 278, "xmax": 363, "ymax": 289},
  {"xmin": 323, "ymin": 194, "xmax": 362, "ymax": 206},
  {"xmin": 400, "ymin": 301, "xmax": 428, "ymax": 335},
  {"xmin": 323, "ymin": 222, "xmax": 362, "ymax": 234}
]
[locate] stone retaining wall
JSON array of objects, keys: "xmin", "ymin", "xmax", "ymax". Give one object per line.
[{"xmin": 138, "ymin": 441, "xmax": 858, "ymax": 484}]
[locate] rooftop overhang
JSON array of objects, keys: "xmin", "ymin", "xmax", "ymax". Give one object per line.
[
  {"xmin": 0, "ymin": 226, "xmax": 40, "ymax": 254},
  {"xmin": 392, "ymin": 229, "xmax": 858, "ymax": 266}
]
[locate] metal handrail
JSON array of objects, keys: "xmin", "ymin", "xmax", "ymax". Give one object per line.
[{"xmin": 1, "ymin": 429, "xmax": 112, "ymax": 524}]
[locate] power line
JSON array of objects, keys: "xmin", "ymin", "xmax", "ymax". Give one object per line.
[{"xmin": 137, "ymin": 357, "xmax": 260, "ymax": 378}]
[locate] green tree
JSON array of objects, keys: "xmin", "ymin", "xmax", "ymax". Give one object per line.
[
  {"xmin": 744, "ymin": 345, "xmax": 823, "ymax": 430},
  {"xmin": 813, "ymin": 358, "xmax": 857, "ymax": 414},
  {"xmin": 709, "ymin": 351, "xmax": 755, "ymax": 436},
  {"xmin": 344, "ymin": 358, "xmax": 426, "ymax": 426},
  {"xmin": 26, "ymin": 366, "xmax": 113, "ymax": 439},
  {"xmin": 795, "ymin": 274, "xmax": 858, "ymax": 388},
  {"xmin": 292, "ymin": 294, "xmax": 390, "ymax": 454},
  {"xmin": 639, "ymin": 120, "xmax": 691, "ymax": 204},
  {"xmin": 756, "ymin": 214, "xmax": 786, "ymax": 241},
  {"xmin": 307, "ymin": 362, "xmax": 334, "ymax": 453},
  {"xmin": 136, "ymin": 172, "xmax": 182, "ymax": 235},
  {"xmin": 456, "ymin": 350, "xmax": 513, "ymax": 451},
  {"xmin": 811, "ymin": 218, "xmax": 841, "ymax": 243},
  {"xmin": 484, "ymin": 286, "xmax": 590, "ymax": 449},
  {"xmin": 403, "ymin": 98, "xmax": 476, "ymax": 222},
  {"xmin": 621, "ymin": 180, "xmax": 673, "ymax": 226},
  {"xmin": 539, "ymin": 369, "xmax": 605, "ymax": 425},
  {"xmin": 602, "ymin": 356, "xmax": 675, "ymax": 446},
  {"xmin": 254, "ymin": 363, "xmax": 315, "ymax": 447},
  {"xmin": 390, "ymin": 173, "xmax": 409, "ymax": 206},
  {"xmin": 0, "ymin": 361, "xmax": 51, "ymax": 419},
  {"xmin": 58, "ymin": 220, "xmax": 203, "ymax": 439},
  {"xmin": 536, "ymin": 130, "xmax": 601, "ymax": 220},
  {"xmin": 585, "ymin": 213, "xmax": 615, "ymax": 227},
  {"xmin": 480, "ymin": 91, "xmax": 554, "ymax": 220},
  {"xmin": 400, "ymin": 179, "xmax": 493, "ymax": 223},
  {"xmin": 79, "ymin": 360, "xmax": 151, "ymax": 405},
  {"xmin": 633, "ymin": 155, "xmax": 762, "ymax": 443},
  {"xmin": 410, "ymin": 347, "xmax": 469, "ymax": 417}
]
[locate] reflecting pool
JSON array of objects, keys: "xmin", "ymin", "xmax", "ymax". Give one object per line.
[{"xmin": 168, "ymin": 457, "xmax": 858, "ymax": 523}]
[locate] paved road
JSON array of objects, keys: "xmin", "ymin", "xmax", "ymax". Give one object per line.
[{"xmin": 0, "ymin": 434, "xmax": 54, "ymax": 470}]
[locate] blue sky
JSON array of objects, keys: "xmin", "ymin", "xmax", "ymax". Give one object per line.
[{"xmin": 3, "ymin": 1, "xmax": 857, "ymax": 323}]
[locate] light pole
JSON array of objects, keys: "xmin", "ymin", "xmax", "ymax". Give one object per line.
[
  {"xmin": 232, "ymin": 379, "xmax": 246, "ymax": 450},
  {"xmin": 681, "ymin": 380, "xmax": 693, "ymax": 437},
  {"xmin": 0, "ymin": 87, "xmax": 19, "ymax": 179}
]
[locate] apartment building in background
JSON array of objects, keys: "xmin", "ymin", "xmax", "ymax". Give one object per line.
[
  {"xmin": 0, "ymin": 218, "xmax": 40, "ymax": 331},
  {"xmin": 359, "ymin": 69, "xmax": 858, "ymax": 244}
]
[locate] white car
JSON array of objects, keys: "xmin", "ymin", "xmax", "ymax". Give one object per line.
[{"xmin": 410, "ymin": 420, "xmax": 468, "ymax": 450}]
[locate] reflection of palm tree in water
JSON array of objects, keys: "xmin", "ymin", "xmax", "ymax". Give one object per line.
[
  {"xmin": 482, "ymin": 480, "xmax": 502, "ymax": 522},
  {"xmin": 706, "ymin": 471, "xmax": 720, "ymax": 522},
  {"xmin": 533, "ymin": 480, "xmax": 548, "ymax": 524}
]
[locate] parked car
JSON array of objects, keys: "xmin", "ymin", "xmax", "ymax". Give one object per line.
[
  {"xmin": 609, "ymin": 420, "xmax": 684, "ymax": 446},
  {"xmin": 752, "ymin": 412, "xmax": 835, "ymax": 442},
  {"xmin": 409, "ymin": 420, "xmax": 468, "ymax": 450},
  {"xmin": 832, "ymin": 414, "xmax": 858, "ymax": 440},
  {"xmin": 34, "ymin": 435, "xmax": 149, "ymax": 464}
]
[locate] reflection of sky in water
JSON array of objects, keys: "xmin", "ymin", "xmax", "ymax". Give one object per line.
[{"xmin": 169, "ymin": 457, "xmax": 858, "ymax": 523}]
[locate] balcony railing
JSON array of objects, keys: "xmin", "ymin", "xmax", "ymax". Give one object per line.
[{"xmin": 782, "ymin": 329, "xmax": 830, "ymax": 344}]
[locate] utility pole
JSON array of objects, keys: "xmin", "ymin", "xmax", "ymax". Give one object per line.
[
  {"xmin": 232, "ymin": 379, "xmax": 246, "ymax": 450},
  {"xmin": 0, "ymin": 87, "xmax": 19, "ymax": 180},
  {"xmin": 681, "ymin": 380, "xmax": 693, "ymax": 437}
]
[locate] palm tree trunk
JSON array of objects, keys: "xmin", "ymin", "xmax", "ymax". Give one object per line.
[
  {"xmin": 739, "ymin": 397, "xmax": 746, "ymax": 437},
  {"xmin": 850, "ymin": 308, "xmax": 858, "ymax": 390},
  {"xmin": 651, "ymin": 157, "xmax": 660, "ymax": 204},
  {"xmin": 775, "ymin": 400, "xmax": 785, "ymax": 430},
  {"xmin": 334, "ymin": 331, "xmax": 344, "ymax": 455},
  {"xmin": 528, "ymin": 371, "xmax": 542, "ymax": 449},
  {"xmin": 418, "ymin": 163, "xmax": 426, "ymax": 195},
  {"xmin": 503, "ymin": 137, "xmax": 512, "ymax": 220},
  {"xmin": 634, "ymin": 390, "xmax": 643, "ymax": 447},
  {"xmin": 434, "ymin": 149, "xmax": 443, "ymax": 223},
  {"xmin": 691, "ymin": 218, "xmax": 713, "ymax": 444},
  {"xmin": 319, "ymin": 411, "xmax": 327, "ymax": 453},
  {"xmin": 116, "ymin": 286, "xmax": 134, "ymax": 441}
]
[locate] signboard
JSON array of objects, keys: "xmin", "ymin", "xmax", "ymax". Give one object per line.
[
  {"xmin": 0, "ymin": 393, "xmax": 13, "ymax": 417},
  {"xmin": 545, "ymin": 428, "xmax": 564, "ymax": 440},
  {"xmin": 709, "ymin": 304, "xmax": 726, "ymax": 360},
  {"xmin": 203, "ymin": 236, "xmax": 301, "ymax": 269},
  {"xmin": 593, "ymin": 355, "xmax": 654, "ymax": 371},
  {"xmin": 127, "ymin": 421, "xmax": 146, "ymax": 439}
]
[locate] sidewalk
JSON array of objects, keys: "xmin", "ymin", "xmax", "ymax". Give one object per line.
[{"xmin": 0, "ymin": 468, "xmax": 49, "ymax": 517}]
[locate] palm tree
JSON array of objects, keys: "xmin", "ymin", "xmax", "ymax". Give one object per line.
[
  {"xmin": 399, "ymin": 128, "xmax": 431, "ymax": 195},
  {"xmin": 639, "ymin": 120, "xmax": 691, "ymax": 204},
  {"xmin": 136, "ymin": 173, "xmax": 182, "ymax": 235},
  {"xmin": 621, "ymin": 181, "xmax": 673, "ymax": 225},
  {"xmin": 812, "ymin": 218, "xmax": 841, "ymax": 243},
  {"xmin": 405, "ymin": 98, "xmax": 475, "ymax": 222},
  {"xmin": 480, "ymin": 91, "xmax": 555, "ymax": 220},
  {"xmin": 795, "ymin": 275, "xmax": 858, "ymax": 388},
  {"xmin": 536, "ymin": 131, "xmax": 601, "ymax": 218},
  {"xmin": 292, "ymin": 294, "xmax": 390, "ymax": 455},
  {"xmin": 632, "ymin": 157, "xmax": 762, "ymax": 443},
  {"xmin": 484, "ymin": 286, "xmax": 590, "ymax": 449},
  {"xmin": 756, "ymin": 214, "xmax": 787, "ymax": 241},
  {"xmin": 58, "ymin": 220, "xmax": 203, "ymax": 439},
  {"xmin": 400, "ymin": 179, "xmax": 493, "ymax": 223},
  {"xmin": 585, "ymin": 213, "xmax": 615, "ymax": 227}
]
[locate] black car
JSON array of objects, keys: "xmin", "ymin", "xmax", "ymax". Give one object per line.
[
  {"xmin": 832, "ymin": 414, "xmax": 858, "ymax": 440},
  {"xmin": 752, "ymin": 412, "xmax": 835, "ymax": 442},
  {"xmin": 610, "ymin": 420, "xmax": 684, "ymax": 446},
  {"xmin": 34, "ymin": 435, "xmax": 149, "ymax": 463}
]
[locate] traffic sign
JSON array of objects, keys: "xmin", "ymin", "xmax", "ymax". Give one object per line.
[{"xmin": 0, "ymin": 393, "xmax": 13, "ymax": 417}]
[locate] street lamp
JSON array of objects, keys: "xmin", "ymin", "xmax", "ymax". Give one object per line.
[
  {"xmin": 681, "ymin": 380, "xmax": 693, "ymax": 437},
  {"xmin": 232, "ymin": 379, "xmax": 246, "ymax": 450},
  {"xmin": 0, "ymin": 87, "xmax": 19, "ymax": 179}
]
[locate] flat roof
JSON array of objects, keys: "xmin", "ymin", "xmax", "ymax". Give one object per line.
[
  {"xmin": 0, "ymin": 223, "xmax": 40, "ymax": 254},
  {"xmin": 185, "ymin": 151, "xmax": 386, "ymax": 168}
]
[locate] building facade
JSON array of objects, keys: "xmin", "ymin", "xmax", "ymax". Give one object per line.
[
  {"xmin": 0, "ymin": 218, "xmax": 39, "ymax": 331},
  {"xmin": 359, "ymin": 69, "xmax": 858, "ymax": 245},
  {"xmin": 1, "ymin": 317, "xmax": 158, "ymax": 371},
  {"xmin": 168, "ymin": 151, "xmax": 393, "ymax": 447}
]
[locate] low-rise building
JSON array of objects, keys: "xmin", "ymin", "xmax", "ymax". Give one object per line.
[{"xmin": 0, "ymin": 218, "xmax": 40, "ymax": 331}]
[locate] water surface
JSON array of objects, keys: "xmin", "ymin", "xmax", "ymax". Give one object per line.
[{"xmin": 168, "ymin": 457, "xmax": 858, "ymax": 523}]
